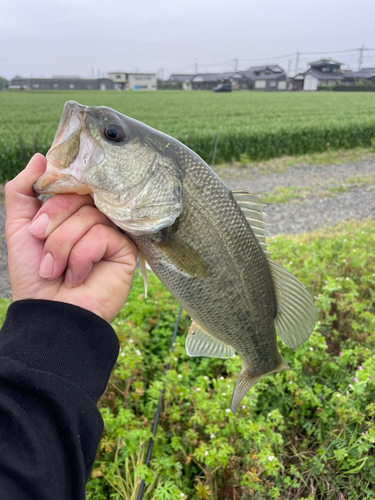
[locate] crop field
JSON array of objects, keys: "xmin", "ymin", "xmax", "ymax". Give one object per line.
[
  {"xmin": 1, "ymin": 91, "xmax": 375, "ymax": 182},
  {"xmin": 2, "ymin": 218, "xmax": 374, "ymax": 499}
]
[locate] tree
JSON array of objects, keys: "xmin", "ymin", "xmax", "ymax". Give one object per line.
[{"xmin": 0, "ymin": 77, "xmax": 9, "ymax": 90}]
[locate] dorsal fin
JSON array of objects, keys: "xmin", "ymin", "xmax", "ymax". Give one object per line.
[{"xmin": 230, "ymin": 189, "xmax": 270, "ymax": 256}]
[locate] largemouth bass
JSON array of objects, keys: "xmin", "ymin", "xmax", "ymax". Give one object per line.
[{"xmin": 34, "ymin": 101, "xmax": 316, "ymax": 413}]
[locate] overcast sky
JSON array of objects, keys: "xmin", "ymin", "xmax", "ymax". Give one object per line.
[{"xmin": 1, "ymin": 0, "xmax": 374, "ymax": 80}]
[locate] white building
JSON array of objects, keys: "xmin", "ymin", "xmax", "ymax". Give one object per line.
[{"xmin": 107, "ymin": 72, "xmax": 157, "ymax": 91}]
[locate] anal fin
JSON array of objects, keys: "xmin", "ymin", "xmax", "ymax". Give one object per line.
[
  {"xmin": 231, "ymin": 356, "xmax": 289, "ymax": 413},
  {"xmin": 186, "ymin": 321, "xmax": 235, "ymax": 359}
]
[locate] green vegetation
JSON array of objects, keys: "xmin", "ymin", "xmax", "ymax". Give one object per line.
[
  {"xmin": 260, "ymin": 176, "xmax": 375, "ymax": 204},
  {"xmin": 2, "ymin": 219, "xmax": 375, "ymax": 499},
  {"xmin": 2, "ymin": 91, "xmax": 375, "ymax": 182}
]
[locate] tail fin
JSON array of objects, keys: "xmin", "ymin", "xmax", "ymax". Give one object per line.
[{"xmin": 230, "ymin": 355, "xmax": 289, "ymax": 414}]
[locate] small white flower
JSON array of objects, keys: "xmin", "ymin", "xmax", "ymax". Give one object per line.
[
  {"xmin": 178, "ymin": 374, "xmax": 182, "ymax": 379},
  {"xmin": 227, "ymin": 384, "xmax": 230, "ymax": 388},
  {"xmin": 349, "ymin": 384, "xmax": 353, "ymax": 388},
  {"xmin": 346, "ymin": 277, "xmax": 349, "ymax": 281},
  {"xmin": 343, "ymin": 259, "xmax": 346, "ymax": 262},
  {"xmin": 196, "ymin": 387, "xmax": 201, "ymax": 391},
  {"xmin": 344, "ymin": 238, "xmax": 347, "ymax": 242},
  {"xmin": 204, "ymin": 451, "xmax": 208, "ymax": 456},
  {"xmin": 220, "ymin": 376, "xmax": 224, "ymax": 380},
  {"xmin": 222, "ymin": 393, "xmax": 226, "ymax": 396},
  {"xmin": 353, "ymin": 249, "xmax": 356, "ymax": 252},
  {"xmin": 289, "ymin": 381, "xmax": 292, "ymax": 384},
  {"xmin": 180, "ymin": 494, "xmax": 184, "ymax": 498},
  {"xmin": 121, "ymin": 353, "xmax": 125, "ymax": 357},
  {"xmin": 204, "ymin": 376, "xmax": 208, "ymax": 380},
  {"xmin": 174, "ymin": 357, "xmax": 178, "ymax": 361},
  {"xmin": 210, "ymin": 433, "xmax": 216, "ymax": 439},
  {"xmin": 180, "ymin": 392, "xmax": 183, "ymax": 396},
  {"xmin": 242, "ymin": 405, "xmax": 246, "ymax": 409},
  {"xmin": 225, "ymin": 408, "xmax": 231, "ymax": 413},
  {"xmin": 337, "ymin": 393, "xmax": 341, "ymax": 397},
  {"xmin": 129, "ymin": 339, "xmax": 134, "ymax": 343},
  {"xmin": 309, "ymin": 347, "xmax": 313, "ymax": 351},
  {"xmin": 268, "ymin": 455, "xmax": 275, "ymax": 461},
  {"xmin": 289, "ymin": 261, "xmax": 293, "ymax": 264},
  {"xmin": 135, "ymin": 349, "xmax": 141, "ymax": 356}
]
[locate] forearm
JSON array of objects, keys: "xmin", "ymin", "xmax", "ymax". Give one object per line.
[{"xmin": 0, "ymin": 300, "xmax": 119, "ymax": 500}]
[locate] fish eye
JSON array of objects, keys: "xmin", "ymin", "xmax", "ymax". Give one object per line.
[{"xmin": 104, "ymin": 124, "xmax": 125, "ymax": 142}]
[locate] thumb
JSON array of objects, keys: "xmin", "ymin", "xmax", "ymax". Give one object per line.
[{"xmin": 5, "ymin": 154, "xmax": 47, "ymax": 223}]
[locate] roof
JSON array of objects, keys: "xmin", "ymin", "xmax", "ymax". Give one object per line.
[
  {"xmin": 191, "ymin": 73, "xmax": 222, "ymax": 82},
  {"xmin": 305, "ymin": 69, "xmax": 344, "ymax": 80},
  {"xmin": 309, "ymin": 59, "xmax": 342, "ymax": 67},
  {"xmin": 166, "ymin": 74, "xmax": 195, "ymax": 82},
  {"xmin": 253, "ymin": 73, "xmax": 286, "ymax": 81}
]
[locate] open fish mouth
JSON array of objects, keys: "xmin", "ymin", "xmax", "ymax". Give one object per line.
[{"xmin": 33, "ymin": 101, "xmax": 104, "ymax": 195}]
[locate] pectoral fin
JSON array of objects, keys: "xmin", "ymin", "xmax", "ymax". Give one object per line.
[
  {"xmin": 153, "ymin": 230, "xmax": 210, "ymax": 278},
  {"xmin": 186, "ymin": 321, "xmax": 235, "ymax": 358}
]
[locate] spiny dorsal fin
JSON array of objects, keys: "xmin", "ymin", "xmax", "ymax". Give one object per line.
[
  {"xmin": 186, "ymin": 320, "xmax": 235, "ymax": 358},
  {"xmin": 230, "ymin": 189, "xmax": 270, "ymax": 256},
  {"xmin": 268, "ymin": 259, "xmax": 316, "ymax": 349}
]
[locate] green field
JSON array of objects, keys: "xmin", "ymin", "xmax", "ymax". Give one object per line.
[{"xmin": 1, "ymin": 91, "xmax": 375, "ymax": 182}]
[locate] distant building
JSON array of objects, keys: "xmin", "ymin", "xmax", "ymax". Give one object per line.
[
  {"xmin": 290, "ymin": 59, "xmax": 375, "ymax": 90},
  {"xmin": 163, "ymin": 74, "xmax": 195, "ymax": 90},
  {"xmin": 239, "ymin": 65, "xmax": 286, "ymax": 90},
  {"xmin": 9, "ymin": 76, "xmax": 115, "ymax": 91},
  {"xmin": 302, "ymin": 59, "xmax": 344, "ymax": 90},
  {"xmin": 107, "ymin": 72, "xmax": 157, "ymax": 90},
  {"xmin": 191, "ymin": 74, "xmax": 223, "ymax": 90}
]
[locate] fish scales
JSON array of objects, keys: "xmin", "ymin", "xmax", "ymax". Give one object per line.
[
  {"xmin": 33, "ymin": 101, "xmax": 316, "ymax": 413},
  {"xmin": 132, "ymin": 139, "xmax": 279, "ymax": 372}
]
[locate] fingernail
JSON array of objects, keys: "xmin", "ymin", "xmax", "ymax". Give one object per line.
[
  {"xmin": 65, "ymin": 268, "xmax": 73, "ymax": 288},
  {"xmin": 30, "ymin": 213, "xmax": 49, "ymax": 236},
  {"xmin": 39, "ymin": 253, "xmax": 54, "ymax": 278}
]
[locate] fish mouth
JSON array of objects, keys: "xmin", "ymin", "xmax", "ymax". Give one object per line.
[{"xmin": 33, "ymin": 101, "xmax": 104, "ymax": 196}]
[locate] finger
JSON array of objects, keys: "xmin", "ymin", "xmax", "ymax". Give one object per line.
[
  {"xmin": 29, "ymin": 193, "xmax": 95, "ymax": 238},
  {"xmin": 5, "ymin": 154, "xmax": 46, "ymax": 223},
  {"xmin": 39, "ymin": 205, "xmax": 117, "ymax": 279},
  {"xmin": 65, "ymin": 224, "xmax": 137, "ymax": 288}
]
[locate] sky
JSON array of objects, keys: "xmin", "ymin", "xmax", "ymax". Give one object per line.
[{"xmin": 1, "ymin": 0, "xmax": 375, "ymax": 80}]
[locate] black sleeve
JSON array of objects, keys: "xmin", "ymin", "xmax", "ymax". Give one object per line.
[{"xmin": 0, "ymin": 299, "xmax": 119, "ymax": 500}]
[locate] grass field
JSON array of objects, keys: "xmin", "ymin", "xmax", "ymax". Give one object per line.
[{"xmin": 1, "ymin": 90, "xmax": 375, "ymax": 182}]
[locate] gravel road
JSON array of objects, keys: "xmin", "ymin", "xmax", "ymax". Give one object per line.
[{"xmin": 0, "ymin": 158, "xmax": 374, "ymax": 298}]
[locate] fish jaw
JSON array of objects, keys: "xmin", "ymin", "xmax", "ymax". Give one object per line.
[{"xmin": 33, "ymin": 100, "xmax": 104, "ymax": 196}]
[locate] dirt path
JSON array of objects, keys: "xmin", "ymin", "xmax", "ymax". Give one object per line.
[{"xmin": 1, "ymin": 158, "xmax": 374, "ymax": 298}]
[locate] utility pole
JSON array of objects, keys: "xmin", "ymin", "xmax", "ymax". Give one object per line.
[
  {"xmin": 287, "ymin": 59, "xmax": 292, "ymax": 78},
  {"xmin": 234, "ymin": 58, "xmax": 238, "ymax": 72},
  {"xmin": 294, "ymin": 51, "xmax": 300, "ymax": 75},
  {"xmin": 358, "ymin": 44, "xmax": 364, "ymax": 70},
  {"xmin": 194, "ymin": 58, "xmax": 198, "ymax": 74}
]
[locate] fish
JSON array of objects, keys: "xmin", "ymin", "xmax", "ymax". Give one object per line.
[{"xmin": 34, "ymin": 100, "xmax": 316, "ymax": 413}]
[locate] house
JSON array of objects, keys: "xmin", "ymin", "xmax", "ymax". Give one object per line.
[
  {"xmin": 9, "ymin": 76, "xmax": 116, "ymax": 91},
  {"xmin": 354, "ymin": 68, "xmax": 375, "ymax": 85},
  {"xmin": 297, "ymin": 59, "xmax": 344, "ymax": 90},
  {"xmin": 107, "ymin": 72, "xmax": 157, "ymax": 90},
  {"xmin": 239, "ymin": 65, "xmax": 287, "ymax": 90},
  {"xmin": 163, "ymin": 74, "xmax": 195, "ymax": 90},
  {"xmin": 190, "ymin": 74, "xmax": 222, "ymax": 90}
]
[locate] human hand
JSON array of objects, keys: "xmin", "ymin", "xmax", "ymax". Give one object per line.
[{"xmin": 5, "ymin": 154, "xmax": 137, "ymax": 323}]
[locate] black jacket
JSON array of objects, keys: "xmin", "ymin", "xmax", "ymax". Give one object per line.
[{"xmin": 0, "ymin": 299, "xmax": 119, "ymax": 500}]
